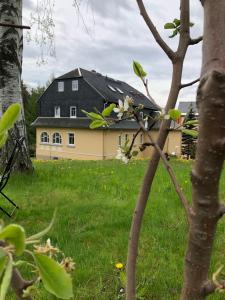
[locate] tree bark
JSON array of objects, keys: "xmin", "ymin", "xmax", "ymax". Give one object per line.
[
  {"xmin": 126, "ymin": 1, "xmax": 191, "ymax": 299},
  {"xmin": 181, "ymin": 1, "xmax": 225, "ymax": 299},
  {"xmin": 0, "ymin": 0, "xmax": 33, "ymax": 171}
]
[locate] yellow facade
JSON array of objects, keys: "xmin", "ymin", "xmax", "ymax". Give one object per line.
[{"xmin": 36, "ymin": 127, "xmax": 181, "ymax": 160}]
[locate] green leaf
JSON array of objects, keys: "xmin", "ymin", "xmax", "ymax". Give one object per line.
[
  {"xmin": 182, "ymin": 129, "xmax": 198, "ymax": 138},
  {"xmin": 189, "ymin": 22, "xmax": 194, "ymax": 27},
  {"xmin": 164, "ymin": 22, "xmax": 176, "ymax": 29},
  {"xmin": 90, "ymin": 120, "xmax": 107, "ymax": 129},
  {"xmin": 33, "ymin": 253, "xmax": 73, "ymax": 299},
  {"xmin": 0, "ymin": 133, "xmax": 7, "ymax": 149},
  {"xmin": 27, "ymin": 210, "xmax": 56, "ymax": 242},
  {"xmin": 169, "ymin": 28, "xmax": 179, "ymax": 38},
  {"xmin": 120, "ymin": 271, "xmax": 126, "ymax": 287},
  {"xmin": 81, "ymin": 110, "xmax": 103, "ymax": 120},
  {"xmin": 133, "ymin": 61, "xmax": 147, "ymax": 78},
  {"xmin": 173, "ymin": 19, "xmax": 180, "ymax": 27},
  {"xmin": 102, "ymin": 103, "xmax": 116, "ymax": 117},
  {"xmin": 0, "ymin": 250, "xmax": 7, "ymax": 279},
  {"xmin": 0, "ymin": 104, "xmax": 21, "ymax": 134},
  {"xmin": 184, "ymin": 120, "xmax": 198, "ymax": 126},
  {"xmin": 0, "ymin": 225, "xmax": 25, "ymax": 256},
  {"xmin": 168, "ymin": 109, "xmax": 181, "ymax": 121},
  {"xmin": 0, "ymin": 258, "xmax": 13, "ymax": 300}
]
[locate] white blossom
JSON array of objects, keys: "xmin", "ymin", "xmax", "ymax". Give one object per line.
[
  {"xmin": 113, "ymin": 97, "xmax": 130, "ymax": 119},
  {"xmin": 115, "ymin": 148, "xmax": 129, "ymax": 164}
]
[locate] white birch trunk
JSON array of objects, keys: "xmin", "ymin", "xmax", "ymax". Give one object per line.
[{"xmin": 0, "ymin": 0, "xmax": 32, "ymax": 171}]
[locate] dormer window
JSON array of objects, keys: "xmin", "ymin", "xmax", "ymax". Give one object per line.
[
  {"xmin": 70, "ymin": 106, "xmax": 77, "ymax": 118},
  {"xmin": 72, "ymin": 80, "xmax": 78, "ymax": 91},
  {"xmin": 107, "ymin": 85, "xmax": 116, "ymax": 92},
  {"xmin": 116, "ymin": 87, "xmax": 124, "ymax": 94},
  {"xmin": 54, "ymin": 106, "xmax": 60, "ymax": 118},
  {"xmin": 58, "ymin": 81, "xmax": 64, "ymax": 92}
]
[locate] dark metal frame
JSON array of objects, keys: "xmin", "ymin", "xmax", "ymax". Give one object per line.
[{"xmin": 0, "ymin": 137, "xmax": 25, "ymax": 217}]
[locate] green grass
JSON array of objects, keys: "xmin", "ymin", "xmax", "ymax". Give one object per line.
[{"xmin": 2, "ymin": 159, "xmax": 225, "ymax": 299}]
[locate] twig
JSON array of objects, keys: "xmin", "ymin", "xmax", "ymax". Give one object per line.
[
  {"xmin": 0, "ymin": 23, "xmax": 30, "ymax": 30},
  {"xmin": 180, "ymin": 78, "xmax": 200, "ymax": 89},
  {"xmin": 141, "ymin": 78, "xmax": 161, "ymax": 109},
  {"xmin": 127, "ymin": 128, "xmax": 142, "ymax": 157},
  {"xmin": 11, "ymin": 268, "xmax": 34, "ymax": 300},
  {"xmin": 136, "ymin": 0, "xmax": 175, "ymax": 61},
  {"xmin": 138, "ymin": 121, "xmax": 191, "ymax": 223},
  {"xmin": 189, "ymin": 36, "xmax": 203, "ymax": 45}
]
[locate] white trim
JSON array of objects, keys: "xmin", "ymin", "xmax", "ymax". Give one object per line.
[
  {"xmin": 58, "ymin": 81, "xmax": 64, "ymax": 92},
  {"xmin": 70, "ymin": 106, "xmax": 77, "ymax": 118},
  {"xmin": 68, "ymin": 132, "xmax": 75, "ymax": 146}
]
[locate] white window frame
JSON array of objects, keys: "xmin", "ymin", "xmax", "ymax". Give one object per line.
[
  {"xmin": 116, "ymin": 87, "xmax": 124, "ymax": 94},
  {"xmin": 58, "ymin": 81, "xmax": 64, "ymax": 92},
  {"xmin": 52, "ymin": 132, "xmax": 62, "ymax": 145},
  {"xmin": 72, "ymin": 80, "xmax": 78, "ymax": 91},
  {"xmin": 107, "ymin": 85, "xmax": 116, "ymax": 92},
  {"xmin": 70, "ymin": 106, "xmax": 77, "ymax": 118},
  {"xmin": 40, "ymin": 132, "xmax": 49, "ymax": 144},
  {"xmin": 54, "ymin": 106, "xmax": 60, "ymax": 118},
  {"xmin": 68, "ymin": 133, "xmax": 75, "ymax": 146},
  {"xmin": 140, "ymin": 111, "xmax": 144, "ymax": 119}
]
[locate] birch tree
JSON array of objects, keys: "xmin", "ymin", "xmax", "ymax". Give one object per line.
[{"xmin": 0, "ymin": 0, "xmax": 32, "ymax": 171}]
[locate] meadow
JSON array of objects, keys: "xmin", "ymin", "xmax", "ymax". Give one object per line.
[{"xmin": 3, "ymin": 159, "xmax": 225, "ymax": 299}]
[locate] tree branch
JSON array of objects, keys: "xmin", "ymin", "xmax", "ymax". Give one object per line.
[
  {"xmin": 180, "ymin": 78, "xmax": 200, "ymax": 89},
  {"xmin": 189, "ymin": 36, "xmax": 203, "ymax": 45},
  {"xmin": 0, "ymin": 22, "xmax": 30, "ymax": 29},
  {"xmin": 138, "ymin": 121, "xmax": 191, "ymax": 223},
  {"xmin": 136, "ymin": 0, "xmax": 175, "ymax": 61},
  {"xmin": 11, "ymin": 268, "xmax": 34, "ymax": 300}
]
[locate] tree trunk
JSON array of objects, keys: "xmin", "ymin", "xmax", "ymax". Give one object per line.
[
  {"xmin": 181, "ymin": 0, "xmax": 225, "ymax": 298},
  {"xmin": 0, "ymin": 0, "xmax": 33, "ymax": 171}
]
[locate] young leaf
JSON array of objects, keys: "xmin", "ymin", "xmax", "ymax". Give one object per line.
[
  {"xmin": 33, "ymin": 253, "xmax": 73, "ymax": 299},
  {"xmin": 90, "ymin": 120, "xmax": 107, "ymax": 129},
  {"xmin": 189, "ymin": 22, "xmax": 194, "ymax": 27},
  {"xmin": 0, "ymin": 104, "xmax": 21, "ymax": 133},
  {"xmin": 169, "ymin": 28, "xmax": 179, "ymax": 38},
  {"xmin": 0, "ymin": 133, "xmax": 7, "ymax": 149},
  {"xmin": 173, "ymin": 19, "xmax": 180, "ymax": 27},
  {"xmin": 182, "ymin": 129, "xmax": 198, "ymax": 138},
  {"xmin": 133, "ymin": 61, "xmax": 147, "ymax": 78},
  {"xmin": 184, "ymin": 119, "xmax": 198, "ymax": 126},
  {"xmin": 27, "ymin": 210, "xmax": 56, "ymax": 241},
  {"xmin": 164, "ymin": 22, "xmax": 176, "ymax": 29},
  {"xmin": 0, "ymin": 257, "xmax": 13, "ymax": 300},
  {"xmin": 168, "ymin": 109, "xmax": 181, "ymax": 121},
  {"xmin": 0, "ymin": 225, "xmax": 25, "ymax": 256},
  {"xmin": 81, "ymin": 110, "xmax": 103, "ymax": 120},
  {"xmin": 102, "ymin": 103, "xmax": 116, "ymax": 117}
]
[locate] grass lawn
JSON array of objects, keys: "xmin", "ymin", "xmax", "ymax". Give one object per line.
[{"xmin": 2, "ymin": 159, "xmax": 225, "ymax": 299}]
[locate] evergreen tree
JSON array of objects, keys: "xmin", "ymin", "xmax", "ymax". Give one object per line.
[{"xmin": 181, "ymin": 105, "xmax": 197, "ymax": 159}]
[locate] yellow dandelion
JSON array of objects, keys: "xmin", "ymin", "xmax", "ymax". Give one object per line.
[{"xmin": 115, "ymin": 262, "xmax": 124, "ymax": 270}]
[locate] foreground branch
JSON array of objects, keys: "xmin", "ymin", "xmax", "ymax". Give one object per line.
[
  {"xmin": 189, "ymin": 36, "xmax": 203, "ymax": 45},
  {"xmin": 139, "ymin": 121, "xmax": 191, "ymax": 222},
  {"xmin": 136, "ymin": 0, "xmax": 175, "ymax": 61},
  {"xmin": 180, "ymin": 78, "xmax": 200, "ymax": 89},
  {"xmin": 0, "ymin": 22, "xmax": 30, "ymax": 29},
  {"xmin": 11, "ymin": 268, "xmax": 34, "ymax": 300}
]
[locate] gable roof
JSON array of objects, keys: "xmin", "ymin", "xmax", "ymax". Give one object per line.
[
  {"xmin": 178, "ymin": 101, "xmax": 197, "ymax": 114},
  {"xmin": 56, "ymin": 68, "xmax": 159, "ymax": 111}
]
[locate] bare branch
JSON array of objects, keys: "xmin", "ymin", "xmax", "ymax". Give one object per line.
[
  {"xmin": 189, "ymin": 36, "xmax": 203, "ymax": 45},
  {"xmin": 136, "ymin": 0, "xmax": 175, "ymax": 61},
  {"xmin": 139, "ymin": 121, "xmax": 191, "ymax": 223},
  {"xmin": 0, "ymin": 23, "xmax": 30, "ymax": 29},
  {"xmin": 11, "ymin": 268, "xmax": 34, "ymax": 300},
  {"xmin": 127, "ymin": 128, "xmax": 142, "ymax": 157},
  {"xmin": 180, "ymin": 78, "xmax": 200, "ymax": 89}
]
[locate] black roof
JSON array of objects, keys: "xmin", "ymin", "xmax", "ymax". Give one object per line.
[
  {"xmin": 56, "ymin": 68, "xmax": 159, "ymax": 110},
  {"xmin": 32, "ymin": 117, "xmax": 140, "ymax": 130},
  {"xmin": 178, "ymin": 101, "xmax": 197, "ymax": 114}
]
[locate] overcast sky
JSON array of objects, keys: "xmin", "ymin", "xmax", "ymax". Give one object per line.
[{"xmin": 22, "ymin": 0, "xmax": 203, "ymax": 107}]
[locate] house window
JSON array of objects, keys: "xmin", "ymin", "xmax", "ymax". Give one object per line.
[
  {"xmin": 68, "ymin": 133, "xmax": 75, "ymax": 146},
  {"xmin": 52, "ymin": 132, "xmax": 62, "ymax": 144},
  {"xmin": 72, "ymin": 80, "xmax": 78, "ymax": 91},
  {"xmin": 104, "ymin": 103, "xmax": 108, "ymax": 109},
  {"xmin": 140, "ymin": 134, "xmax": 144, "ymax": 145},
  {"xmin": 58, "ymin": 81, "xmax": 64, "ymax": 92},
  {"xmin": 116, "ymin": 87, "xmax": 124, "ymax": 94},
  {"xmin": 54, "ymin": 106, "xmax": 60, "ymax": 117},
  {"xmin": 140, "ymin": 111, "xmax": 144, "ymax": 119},
  {"xmin": 118, "ymin": 135, "xmax": 122, "ymax": 147},
  {"xmin": 125, "ymin": 134, "xmax": 128, "ymax": 142},
  {"xmin": 41, "ymin": 132, "xmax": 49, "ymax": 143},
  {"xmin": 107, "ymin": 85, "xmax": 116, "ymax": 92},
  {"xmin": 70, "ymin": 106, "xmax": 77, "ymax": 118}
]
